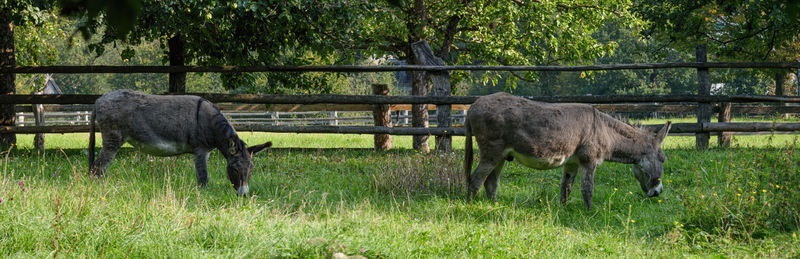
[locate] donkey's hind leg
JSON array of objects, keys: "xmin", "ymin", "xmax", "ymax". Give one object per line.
[
  {"xmin": 90, "ymin": 130, "xmax": 125, "ymax": 177},
  {"xmin": 484, "ymin": 160, "xmax": 505, "ymax": 202},
  {"xmin": 467, "ymin": 156, "xmax": 502, "ymax": 202},
  {"xmin": 560, "ymin": 159, "xmax": 579, "ymax": 204}
]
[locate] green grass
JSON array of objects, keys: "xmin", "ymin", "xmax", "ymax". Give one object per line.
[{"xmin": 2, "ymin": 121, "xmax": 800, "ymax": 257}]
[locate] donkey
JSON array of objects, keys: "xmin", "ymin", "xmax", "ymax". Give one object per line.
[
  {"xmin": 88, "ymin": 90, "xmax": 272, "ymax": 195},
  {"xmin": 464, "ymin": 92, "xmax": 671, "ymax": 209}
]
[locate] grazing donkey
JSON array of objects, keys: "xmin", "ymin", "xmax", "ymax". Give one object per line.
[
  {"xmin": 88, "ymin": 90, "xmax": 272, "ymax": 195},
  {"xmin": 464, "ymin": 92, "xmax": 671, "ymax": 209}
]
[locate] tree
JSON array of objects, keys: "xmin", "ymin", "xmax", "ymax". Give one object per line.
[
  {"xmin": 53, "ymin": 0, "xmax": 641, "ymax": 152},
  {"xmin": 329, "ymin": 0, "xmax": 641, "ymax": 151},
  {"xmin": 0, "ymin": 1, "xmax": 59, "ymax": 147},
  {"xmin": 635, "ymin": 0, "xmax": 800, "ymax": 96},
  {"xmin": 68, "ymin": 0, "xmax": 362, "ymax": 93}
]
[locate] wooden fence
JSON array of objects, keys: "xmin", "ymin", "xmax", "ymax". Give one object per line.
[
  {"xmin": 13, "ymin": 109, "xmax": 466, "ymax": 127},
  {"xmin": 2, "ymin": 42, "xmax": 800, "ymax": 151},
  {"xmin": 5, "ymin": 95, "xmax": 800, "ymax": 134}
]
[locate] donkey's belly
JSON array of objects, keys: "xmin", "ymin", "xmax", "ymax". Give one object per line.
[
  {"xmin": 503, "ymin": 148, "xmax": 570, "ymax": 170},
  {"xmin": 128, "ymin": 139, "xmax": 193, "ymax": 156}
]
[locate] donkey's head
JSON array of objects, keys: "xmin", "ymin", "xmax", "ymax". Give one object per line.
[
  {"xmin": 632, "ymin": 121, "xmax": 672, "ymax": 197},
  {"xmin": 226, "ymin": 136, "xmax": 272, "ymax": 196}
]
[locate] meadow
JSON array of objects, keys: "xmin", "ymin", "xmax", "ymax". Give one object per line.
[{"xmin": 1, "ymin": 118, "xmax": 799, "ymax": 258}]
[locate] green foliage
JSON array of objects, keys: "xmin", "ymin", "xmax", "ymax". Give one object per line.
[
  {"xmin": 0, "ymin": 1, "xmax": 56, "ymax": 25},
  {"xmin": 45, "ymin": 19, "xmax": 222, "ymax": 94},
  {"xmin": 58, "ymin": 0, "xmax": 142, "ymax": 37},
  {"xmin": 39, "ymin": 0, "xmax": 646, "ymax": 94},
  {"xmin": 712, "ymin": 69, "xmax": 773, "ymax": 95},
  {"xmin": 468, "ymin": 22, "xmax": 699, "ymax": 96},
  {"xmin": 350, "ymin": 0, "xmax": 644, "ymax": 91},
  {"xmin": 76, "ymin": 0, "xmax": 367, "ymax": 91},
  {"xmin": 13, "ymin": 11, "xmax": 68, "ymax": 94},
  {"xmin": 636, "ymin": 0, "xmax": 800, "ymax": 62}
]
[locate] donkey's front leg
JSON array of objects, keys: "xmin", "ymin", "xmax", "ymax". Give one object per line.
[
  {"xmin": 579, "ymin": 161, "xmax": 599, "ymax": 210},
  {"xmin": 193, "ymin": 149, "xmax": 211, "ymax": 187}
]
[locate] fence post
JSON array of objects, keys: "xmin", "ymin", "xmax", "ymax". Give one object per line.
[
  {"xmin": 718, "ymin": 102, "xmax": 731, "ymax": 147},
  {"xmin": 372, "ymin": 84, "xmax": 392, "ymax": 151},
  {"xmin": 328, "ymin": 111, "xmax": 338, "ymax": 126},
  {"xmin": 272, "ymin": 112, "xmax": 280, "ymax": 126},
  {"xmin": 33, "ymin": 95, "xmax": 45, "ymax": 151},
  {"xmin": 168, "ymin": 35, "xmax": 186, "ymax": 94},
  {"xmin": 696, "ymin": 44, "xmax": 711, "ymax": 150},
  {"xmin": 412, "ymin": 40, "xmax": 452, "ymax": 152}
]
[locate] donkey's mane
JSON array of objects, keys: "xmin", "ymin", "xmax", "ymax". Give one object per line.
[
  {"xmin": 208, "ymin": 101, "xmax": 236, "ymax": 139},
  {"xmin": 612, "ymin": 114, "xmax": 644, "ymax": 129},
  {"xmin": 598, "ymin": 111, "xmax": 647, "ymax": 139}
]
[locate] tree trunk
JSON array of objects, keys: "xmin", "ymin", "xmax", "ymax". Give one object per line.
[
  {"xmin": 0, "ymin": 14, "xmax": 15, "ymax": 148},
  {"xmin": 695, "ymin": 44, "xmax": 711, "ymax": 150},
  {"xmin": 408, "ymin": 0, "xmax": 430, "ymax": 152},
  {"xmin": 412, "ymin": 40, "xmax": 451, "ymax": 152},
  {"xmin": 775, "ymin": 71, "xmax": 787, "ymax": 96},
  {"xmin": 168, "ymin": 35, "xmax": 186, "ymax": 94},
  {"xmin": 774, "ymin": 71, "xmax": 789, "ymax": 119},
  {"xmin": 410, "ymin": 68, "xmax": 430, "ymax": 152}
]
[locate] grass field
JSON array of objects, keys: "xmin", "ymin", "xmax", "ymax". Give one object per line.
[{"xmin": 1, "ymin": 119, "xmax": 799, "ymax": 257}]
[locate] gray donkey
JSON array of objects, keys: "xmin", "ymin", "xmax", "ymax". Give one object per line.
[
  {"xmin": 464, "ymin": 92, "xmax": 671, "ymax": 209},
  {"xmin": 89, "ymin": 90, "xmax": 271, "ymax": 195}
]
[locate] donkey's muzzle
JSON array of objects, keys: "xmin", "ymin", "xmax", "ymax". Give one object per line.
[
  {"xmin": 646, "ymin": 182, "xmax": 663, "ymax": 197},
  {"xmin": 236, "ymin": 184, "xmax": 249, "ymax": 196}
]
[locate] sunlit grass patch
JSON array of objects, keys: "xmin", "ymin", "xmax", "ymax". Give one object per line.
[{"xmin": 2, "ymin": 117, "xmax": 800, "ymax": 257}]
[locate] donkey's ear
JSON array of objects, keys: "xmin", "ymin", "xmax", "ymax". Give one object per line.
[
  {"xmin": 655, "ymin": 121, "xmax": 672, "ymax": 144},
  {"xmin": 229, "ymin": 137, "xmax": 239, "ymax": 155},
  {"xmin": 248, "ymin": 141, "xmax": 272, "ymax": 155}
]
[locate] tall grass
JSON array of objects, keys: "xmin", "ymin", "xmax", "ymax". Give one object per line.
[{"xmin": 1, "ymin": 128, "xmax": 799, "ymax": 257}]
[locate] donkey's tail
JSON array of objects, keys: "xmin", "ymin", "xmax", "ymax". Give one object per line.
[
  {"xmin": 88, "ymin": 107, "xmax": 96, "ymax": 172},
  {"xmin": 464, "ymin": 118, "xmax": 473, "ymax": 186}
]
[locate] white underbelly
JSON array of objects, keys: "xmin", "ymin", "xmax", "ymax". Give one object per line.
[
  {"xmin": 128, "ymin": 139, "xmax": 192, "ymax": 156},
  {"xmin": 503, "ymin": 148, "xmax": 570, "ymax": 169}
]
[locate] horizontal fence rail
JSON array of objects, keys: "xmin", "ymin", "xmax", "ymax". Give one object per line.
[
  {"xmin": 3, "ymin": 62, "xmax": 800, "ymax": 74},
  {"xmin": 14, "ymin": 103, "xmax": 800, "ymax": 114},
  {"xmin": 5, "ymin": 93, "xmax": 799, "ymax": 135},
  {"xmin": 3, "ymin": 93, "xmax": 800, "ymax": 105}
]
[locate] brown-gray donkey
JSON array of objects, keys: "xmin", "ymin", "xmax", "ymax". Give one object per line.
[
  {"xmin": 89, "ymin": 90, "xmax": 271, "ymax": 195},
  {"xmin": 464, "ymin": 92, "xmax": 671, "ymax": 209}
]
